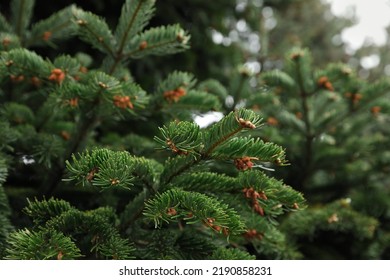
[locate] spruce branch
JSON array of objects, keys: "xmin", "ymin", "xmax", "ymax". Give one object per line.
[
  {"xmin": 0, "ymin": 33, "xmax": 21, "ymax": 51},
  {"xmin": 159, "ymin": 155, "xmax": 202, "ymax": 186},
  {"xmin": 208, "ymin": 247, "xmax": 255, "ymax": 260},
  {"xmin": 5, "ymin": 228, "xmax": 82, "ymax": 260},
  {"xmin": 157, "ymin": 71, "xmax": 196, "ymax": 95},
  {"xmin": 10, "ymin": 0, "xmax": 35, "ymax": 42},
  {"xmin": 143, "ymin": 188, "xmax": 246, "ymax": 236},
  {"xmin": 203, "ymin": 109, "xmax": 263, "ymax": 155},
  {"xmin": 73, "ymin": 9, "xmax": 116, "ymax": 57},
  {"xmin": 260, "ymin": 69, "xmax": 297, "ymax": 92},
  {"xmin": 24, "ymin": 197, "xmax": 74, "ymax": 226},
  {"xmin": 282, "ymin": 199, "xmax": 378, "ymax": 240},
  {"xmin": 290, "ymin": 49, "xmax": 315, "ymax": 185},
  {"xmin": 120, "ymin": 189, "xmax": 150, "ymax": 231},
  {"xmin": 198, "ymin": 79, "xmax": 229, "ymax": 104},
  {"xmin": 26, "ymin": 5, "xmax": 79, "ymax": 47},
  {"xmin": 65, "ymin": 149, "xmax": 135, "ymax": 190},
  {"xmin": 158, "ymin": 109, "xmax": 264, "ymax": 185},
  {"xmin": 0, "ymin": 48, "xmax": 51, "ymax": 80},
  {"xmin": 0, "ymin": 121, "xmax": 20, "ymax": 151},
  {"xmin": 166, "ymin": 90, "xmax": 221, "ymax": 112},
  {"xmin": 0, "ymin": 102, "xmax": 35, "ymax": 125},
  {"xmin": 115, "ymin": 0, "xmax": 156, "ymax": 54},
  {"xmin": 211, "ymin": 136, "xmax": 287, "ymax": 166},
  {"xmin": 65, "ymin": 148, "xmax": 161, "ymax": 192},
  {"xmin": 125, "ymin": 25, "xmax": 190, "ymax": 59},
  {"xmin": 154, "ymin": 121, "xmax": 202, "ymax": 156},
  {"xmin": 176, "ymin": 229, "xmax": 217, "ymax": 259},
  {"xmin": 45, "ymin": 208, "xmax": 135, "ymax": 259},
  {"xmin": 53, "ymin": 55, "xmax": 82, "ymax": 78},
  {"xmin": 170, "ymin": 172, "xmax": 238, "ymax": 193},
  {"xmin": 239, "ymin": 170, "xmax": 306, "ymax": 213},
  {"xmin": 0, "ymin": 14, "xmax": 12, "ymax": 33},
  {"xmin": 32, "ymin": 133, "xmax": 65, "ymax": 169}
]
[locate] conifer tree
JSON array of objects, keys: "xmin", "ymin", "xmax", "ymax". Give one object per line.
[
  {"xmin": 174, "ymin": 0, "xmax": 390, "ymax": 259},
  {"xmin": 249, "ymin": 48, "xmax": 390, "ymax": 259},
  {"xmin": 0, "ymin": 0, "xmax": 305, "ymax": 259}
]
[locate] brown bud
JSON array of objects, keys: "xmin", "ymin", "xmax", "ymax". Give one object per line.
[
  {"xmin": 139, "ymin": 41, "xmax": 148, "ymax": 50},
  {"xmin": 166, "ymin": 207, "xmax": 177, "ymax": 216}
]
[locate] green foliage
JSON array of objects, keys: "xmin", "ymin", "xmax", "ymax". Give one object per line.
[
  {"xmin": 144, "ymin": 188, "xmax": 246, "ymax": 235},
  {"xmin": 250, "ymin": 48, "xmax": 390, "ymax": 259},
  {"xmin": 208, "ymin": 247, "xmax": 256, "ymax": 260},
  {"xmin": 6, "ymin": 229, "xmax": 82, "ymax": 260},
  {"xmin": 28, "ymin": 5, "xmax": 78, "ymax": 47},
  {"xmin": 74, "ymin": 10, "xmax": 116, "ymax": 56},
  {"xmin": 9, "ymin": 0, "xmax": 386, "ymax": 261},
  {"xmin": 0, "ymin": 0, "xmax": 305, "ymax": 259},
  {"xmin": 114, "ymin": 0, "xmax": 156, "ymax": 53},
  {"xmin": 10, "ymin": 0, "xmax": 35, "ymax": 40},
  {"xmin": 283, "ymin": 199, "xmax": 378, "ymax": 240}
]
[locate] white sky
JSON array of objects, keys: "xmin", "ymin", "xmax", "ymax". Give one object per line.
[{"xmin": 326, "ymin": 0, "xmax": 390, "ymax": 50}]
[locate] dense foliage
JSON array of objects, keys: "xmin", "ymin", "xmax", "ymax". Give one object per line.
[{"xmin": 1, "ymin": 0, "xmax": 389, "ymax": 259}]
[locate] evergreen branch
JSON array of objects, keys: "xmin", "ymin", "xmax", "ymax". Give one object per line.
[
  {"xmin": 5, "ymin": 228, "xmax": 82, "ymax": 260},
  {"xmin": 157, "ymin": 71, "xmax": 196, "ymax": 95},
  {"xmin": 208, "ymin": 247, "xmax": 255, "ymax": 260},
  {"xmin": 88, "ymin": 71, "xmax": 122, "ymax": 101},
  {"xmin": 0, "ymin": 158, "xmax": 8, "ymax": 189},
  {"xmin": 282, "ymin": 199, "xmax": 378, "ymax": 240},
  {"xmin": 0, "ymin": 158, "xmax": 11, "ymax": 222},
  {"xmin": 128, "ymin": 157, "xmax": 161, "ymax": 193},
  {"xmin": 23, "ymin": 198, "xmax": 75, "ymax": 225},
  {"xmin": 65, "ymin": 149, "xmax": 160, "ymax": 192},
  {"xmin": 0, "ymin": 211, "xmax": 14, "ymax": 258},
  {"xmin": 203, "ymin": 109, "xmax": 263, "ymax": 155},
  {"xmin": 40, "ymin": 109, "xmax": 99, "ymax": 195},
  {"xmin": 316, "ymin": 78, "xmax": 390, "ymax": 137},
  {"xmin": 125, "ymin": 25, "xmax": 190, "ymax": 59},
  {"xmin": 198, "ymin": 79, "xmax": 229, "ymax": 103},
  {"xmin": 45, "ymin": 208, "xmax": 135, "ymax": 259},
  {"xmin": 0, "ymin": 33, "xmax": 21, "ymax": 51},
  {"xmin": 170, "ymin": 172, "xmax": 238, "ymax": 193},
  {"xmin": 168, "ymin": 90, "xmax": 221, "ymax": 112},
  {"xmin": 65, "ymin": 149, "xmax": 135, "ymax": 190},
  {"xmin": 120, "ymin": 190, "xmax": 150, "ymax": 231},
  {"xmin": 53, "ymin": 55, "xmax": 82, "ymax": 76},
  {"xmin": 115, "ymin": 0, "xmax": 156, "ymax": 54},
  {"xmin": 0, "ymin": 48, "xmax": 51, "ymax": 80},
  {"xmin": 40, "ymin": 67, "xmax": 146, "ymax": 195},
  {"xmin": 0, "ymin": 121, "xmax": 20, "ymax": 151},
  {"xmin": 0, "ymin": 102, "xmax": 35, "ymax": 125},
  {"xmin": 154, "ymin": 121, "xmax": 202, "ymax": 156},
  {"xmin": 212, "ymin": 136, "xmax": 287, "ymax": 165},
  {"xmin": 11, "ymin": 0, "xmax": 35, "ymax": 41},
  {"xmin": 243, "ymin": 216, "xmax": 302, "ymax": 259},
  {"xmin": 32, "ymin": 133, "xmax": 65, "ymax": 169},
  {"xmin": 160, "ymin": 155, "xmax": 201, "ymax": 186},
  {"xmin": 99, "ymin": 235, "xmax": 136, "ymax": 260},
  {"xmin": 176, "ymin": 229, "xmax": 217, "ymax": 259},
  {"xmin": 143, "ymin": 188, "xmax": 246, "ymax": 236},
  {"xmin": 158, "ymin": 109, "xmax": 264, "ymax": 185},
  {"xmin": 260, "ymin": 69, "xmax": 296, "ymax": 91},
  {"xmin": 26, "ymin": 5, "xmax": 79, "ymax": 47},
  {"xmin": 140, "ymin": 229, "xmax": 182, "ymax": 259},
  {"xmin": 239, "ymin": 170, "xmax": 306, "ymax": 211},
  {"xmin": 291, "ymin": 49, "xmax": 315, "ymax": 184},
  {"xmin": 0, "ymin": 13, "xmax": 12, "ymax": 32},
  {"xmin": 73, "ymin": 9, "xmax": 116, "ymax": 57},
  {"xmin": 232, "ymin": 70, "xmax": 247, "ymax": 109}
]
